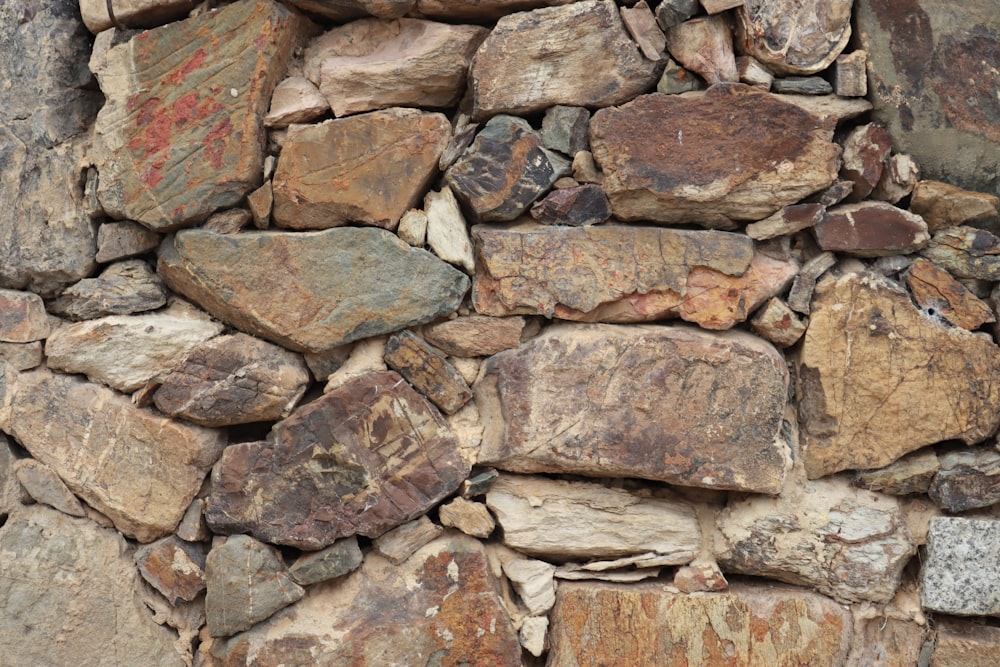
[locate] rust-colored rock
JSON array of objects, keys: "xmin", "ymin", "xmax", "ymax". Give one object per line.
[
  {"xmin": 910, "ymin": 180, "xmax": 1000, "ymax": 232},
  {"xmin": 750, "ymin": 297, "xmax": 807, "ymax": 348},
  {"xmin": 736, "ymin": 0, "xmax": 853, "ymax": 75},
  {"xmin": 904, "ymin": 258, "xmax": 995, "ymax": 330},
  {"xmin": 813, "ymin": 201, "xmax": 930, "ymax": 257},
  {"xmin": 664, "ymin": 16, "xmax": 738, "ymax": 84},
  {"xmin": 0, "ymin": 289, "xmax": 49, "ymax": 343},
  {"xmin": 932, "ymin": 620, "xmax": 1000, "ymax": 667},
  {"xmin": 422, "ymin": 315, "xmax": 529, "ymax": 357},
  {"xmin": 745, "ymin": 203, "xmax": 825, "ymax": 240},
  {"xmin": 135, "ymin": 535, "xmax": 207, "ymax": 605},
  {"xmin": 384, "ymin": 329, "xmax": 472, "ymax": 415},
  {"xmin": 840, "ymin": 123, "xmax": 894, "ymax": 202},
  {"xmin": 529, "ymin": 184, "xmax": 612, "ymax": 226}
]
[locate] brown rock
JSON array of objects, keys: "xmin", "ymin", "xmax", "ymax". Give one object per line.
[
  {"xmin": 932, "ymin": 620, "xmax": 1000, "ymax": 667},
  {"xmin": 621, "ymin": 1, "xmax": 666, "ymax": 61},
  {"xmin": 834, "ymin": 49, "xmax": 868, "ymax": 96},
  {"xmin": 438, "ymin": 497, "xmax": 495, "ymax": 538},
  {"xmin": 921, "ymin": 226, "xmax": 1000, "ymax": 280},
  {"xmin": 665, "ymin": 16, "xmax": 738, "ymax": 84},
  {"xmin": 814, "ymin": 201, "xmax": 930, "ymax": 257},
  {"xmin": 910, "ymin": 180, "xmax": 1000, "ymax": 232},
  {"xmin": 176, "ymin": 499, "xmax": 210, "ymax": 543},
  {"xmin": 854, "ymin": 449, "xmax": 940, "ymax": 496},
  {"xmin": 263, "ymin": 76, "xmax": 329, "ymax": 128},
  {"xmin": 246, "ymin": 181, "xmax": 273, "ymax": 229},
  {"xmin": 750, "ymin": 297, "xmax": 808, "ymax": 348},
  {"xmin": 736, "ymin": 0, "xmax": 853, "ymax": 75},
  {"xmin": 590, "ymin": 86, "xmax": 840, "ymax": 228},
  {"xmin": 95, "ymin": 221, "xmax": 161, "ymax": 263},
  {"xmin": 529, "ymin": 184, "xmax": 612, "ymax": 226},
  {"xmin": 476, "ymin": 324, "xmax": 790, "ymax": 493},
  {"xmin": 284, "ymin": 0, "xmax": 415, "ymax": 21},
  {"xmin": 657, "ymin": 57, "xmax": 706, "ymax": 94},
  {"xmin": 0, "ymin": 342, "xmax": 41, "ymax": 371},
  {"xmin": 415, "ymin": 0, "xmax": 571, "ymax": 21},
  {"xmin": 13, "ymin": 459, "xmax": 86, "ymax": 517},
  {"xmin": 272, "ymin": 109, "xmax": 450, "ymax": 231},
  {"xmin": 373, "ymin": 515, "xmax": 444, "ymax": 565},
  {"xmin": 905, "ymin": 258, "xmax": 995, "ymax": 330},
  {"xmin": 736, "ymin": 55, "xmax": 774, "ymax": 89},
  {"xmin": 206, "ymin": 371, "xmax": 470, "ymax": 549},
  {"xmin": 873, "ymin": 152, "xmax": 921, "ymax": 203},
  {"xmin": 673, "ymin": 562, "xmax": 728, "ymax": 593},
  {"xmin": 79, "ymin": 0, "xmax": 194, "ymax": 33},
  {"xmin": 203, "ymin": 208, "xmax": 252, "ymax": 234},
  {"xmin": 135, "ymin": 535, "xmax": 207, "ymax": 604},
  {"xmin": 929, "ymin": 447, "xmax": 1000, "ymax": 513},
  {"xmin": 745, "ymin": 203, "xmax": 826, "ymax": 240},
  {"xmin": 774, "ymin": 94, "xmax": 873, "ymax": 127},
  {"xmin": 798, "ymin": 271, "xmax": 1000, "ymax": 478},
  {"xmin": 841, "ymin": 123, "xmax": 894, "ymax": 202},
  {"xmin": 48, "ymin": 259, "xmax": 167, "ymax": 321},
  {"xmin": 469, "ymin": 0, "xmax": 660, "ymax": 120},
  {"xmin": 384, "ymin": 330, "xmax": 472, "ymax": 415},
  {"xmin": 422, "ymin": 315, "xmax": 529, "ymax": 357},
  {"xmin": 0, "ymin": 289, "xmax": 49, "ymax": 342}
]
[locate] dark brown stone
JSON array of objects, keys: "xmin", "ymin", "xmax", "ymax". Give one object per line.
[
  {"xmin": 930, "ymin": 448, "xmax": 1000, "ymax": 513},
  {"xmin": 530, "ymin": 184, "xmax": 612, "ymax": 226},
  {"xmin": 383, "ymin": 329, "xmax": 473, "ymax": 415},
  {"xmin": 814, "ymin": 201, "xmax": 930, "ymax": 257}
]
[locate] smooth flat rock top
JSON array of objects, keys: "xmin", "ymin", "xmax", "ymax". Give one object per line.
[{"xmin": 922, "ymin": 517, "xmax": 1000, "ymax": 617}]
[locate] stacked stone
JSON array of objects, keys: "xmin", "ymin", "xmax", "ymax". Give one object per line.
[{"xmin": 0, "ymin": 0, "xmax": 999, "ymax": 664}]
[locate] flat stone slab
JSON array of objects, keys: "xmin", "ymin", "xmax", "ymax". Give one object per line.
[
  {"xmin": 921, "ymin": 517, "xmax": 1000, "ymax": 617},
  {"xmin": 476, "ymin": 323, "xmax": 789, "ymax": 493},
  {"xmin": 813, "ymin": 201, "xmax": 930, "ymax": 257}
]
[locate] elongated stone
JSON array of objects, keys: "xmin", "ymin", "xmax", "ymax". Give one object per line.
[
  {"xmin": 854, "ymin": 449, "xmax": 940, "ymax": 496},
  {"xmin": 665, "ymin": 16, "xmax": 738, "ymax": 84},
  {"xmin": 284, "ymin": 0, "xmax": 414, "ymax": 21},
  {"xmin": 422, "ymin": 315, "xmax": 528, "ymax": 357},
  {"xmin": 904, "ymin": 258, "xmax": 995, "ymax": 330},
  {"xmin": 13, "ymin": 459, "xmax": 86, "ymax": 517},
  {"xmin": 736, "ymin": 0, "xmax": 853, "ymax": 75},
  {"xmin": 929, "ymin": 448, "xmax": 1000, "ymax": 513},
  {"xmin": 48, "ymin": 259, "xmax": 167, "ymax": 321},
  {"xmin": 79, "ymin": 0, "xmax": 194, "ymax": 33},
  {"xmin": 0, "ymin": 290, "xmax": 49, "ymax": 343},
  {"xmin": 813, "ymin": 201, "xmax": 930, "ymax": 257},
  {"xmin": 288, "ymin": 537, "xmax": 363, "ymax": 586},
  {"xmin": 910, "ymin": 181, "xmax": 1000, "ymax": 232},
  {"xmin": 921, "ymin": 227, "xmax": 1000, "ymax": 280},
  {"xmin": 95, "ymin": 221, "xmax": 161, "ymax": 263},
  {"xmin": 384, "ymin": 330, "xmax": 472, "ymax": 415}
]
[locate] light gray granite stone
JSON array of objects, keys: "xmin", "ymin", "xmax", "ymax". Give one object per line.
[{"xmin": 921, "ymin": 517, "xmax": 1000, "ymax": 616}]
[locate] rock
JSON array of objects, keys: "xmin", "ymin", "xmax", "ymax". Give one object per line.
[
  {"xmin": 855, "ymin": 0, "xmax": 1000, "ymax": 196},
  {"xmin": 519, "ymin": 616, "xmax": 549, "ymax": 657},
  {"xmin": 770, "ymin": 76, "xmax": 833, "ymax": 95},
  {"xmin": 152, "ymin": 333, "xmax": 311, "ymax": 428},
  {"xmin": 397, "ymin": 209, "xmax": 428, "ymax": 246},
  {"xmin": 798, "ymin": 272, "xmax": 1000, "ymax": 478},
  {"xmin": 288, "ymin": 537, "xmax": 364, "ymax": 586},
  {"xmin": 736, "ymin": 56, "xmax": 774, "ymax": 90},
  {"xmin": 205, "ymin": 535, "xmax": 305, "ymax": 637},
  {"xmin": 572, "ymin": 150, "xmax": 604, "ymax": 184},
  {"xmin": 44, "ymin": 311, "xmax": 224, "ymax": 393},
  {"xmin": 79, "ymin": 0, "xmax": 194, "ymax": 33},
  {"xmin": 135, "ymin": 535, "xmax": 207, "ymax": 605},
  {"xmin": 0, "ymin": 506, "xmax": 184, "ymax": 667},
  {"xmin": 840, "ymin": 123, "xmax": 894, "ymax": 202},
  {"xmin": 373, "ymin": 516, "xmax": 444, "ymax": 565},
  {"xmin": 284, "ymin": 0, "xmax": 414, "ymax": 21},
  {"xmin": 176, "ymin": 499, "xmax": 210, "ymax": 543},
  {"xmin": 904, "ymin": 258, "xmax": 995, "ymax": 330},
  {"xmin": 736, "ymin": 0, "xmax": 853, "ymax": 75},
  {"xmin": 383, "ymin": 329, "xmax": 473, "ymax": 415},
  {"xmin": 932, "ymin": 620, "xmax": 1000, "ymax": 667},
  {"xmin": 813, "ymin": 202, "xmax": 930, "ymax": 257},
  {"xmin": 0, "ymin": 342, "xmax": 42, "ymax": 372},
  {"xmin": 929, "ymin": 448, "xmax": 1000, "ymax": 513},
  {"xmin": 476, "ymin": 324, "xmax": 789, "ymax": 492},
  {"xmin": 665, "ymin": 16, "xmax": 738, "ymax": 84},
  {"xmin": 203, "ymin": 208, "xmax": 252, "ymax": 234},
  {"xmin": 272, "ymin": 109, "xmax": 450, "ymax": 230},
  {"xmin": 323, "ymin": 336, "xmax": 388, "ymax": 391},
  {"xmin": 469, "ymin": 0, "xmax": 660, "ymax": 119},
  {"xmin": 438, "ymin": 497, "xmax": 495, "ymax": 538},
  {"xmin": 304, "ymin": 18, "xmax": 487, "ymax": 117},
  {"xmin": 502, "ymin": 558, "xmax": 556, "ymax": 615},
  {"xmin": 530, "ymin": 185, "xmax": 612, "ymax": 226},
  {"xmin": 13, "ymin": 459, "xmax": 85, "ymax": 517},
  {"xmin": 0, "ymin": 290, "xmax": 50, "ymax": 342},
  {"xmin": 590, "ymin": 86, "xmax": 840, "ymax": 228},
  {"xmin": 673, "ymin": 562, "xmax": 728, "ymax": 593},
  {"xmin": 541, "ymin": 106, "xmax": 591, "ymax": 156},
  {"xmin": 745, "ymin": 203, "xmax": 826, "ymax": 240},
  {"xmin": 854, "ymin": 449, "xmax": 940, "ymax": 496},
  {"xmin": 206, "ymin": 371, "xmax": 470, "ymax": 549},
  {"xmin": 0, "ymin": 435, "xmax": 27, "ymax": 516},
  {"xmin": 424, "ymin": 186, "xmax": 474, "ymax": 272},
  {"xmin": 872, "ymin": 153, "xmax": 921, "ymax": 203},
  {"xmin": 786, "ymin": 250, "xmax": 837, "ymax": 314},
  {"xmin": 422, "ymin": 315, "xmax": 528, "ymax": 357},
  {"xmin": 263, "ymin": 76, "xmax": 329, "ymax": 128},
  {"xmin": 921, "ymin": 517, "xmax": 1000, "ymax": 617},
  {"xmin": 445, "ymin": 115, "xmax": 570, "ymax": 223},
  {"xmin": 921, "ymin": 226, "xmax": 1000, "ymax": 280},
  {"xmin": 750, "ymin": 297, "xmax": 808, "ymax": 348},
  {"xmin": 657, "ymin": 57, "xmax": 705, "ymax": 94},
  {"xmin": 95, "ymin": 221, "xmax": 161, "ymax": 263},
  {"xmin": 548, "ymin": 581, "xmax": 853, "ymax": 666},
  {"xmin": 90, "ymin": 0, "xmax": 307, "ymax": 230},
  {"xmin": 910, "ymin": 181, "xmax": 1000, "ymax": 232},
  {"xmin": 716, "ymin": 476, "xmax": 915, "ymax": 604},
  {"xmin": 158, "ymin": 227, "xmax": 469, "ymax": 353},
  {"xmin": 3, "ymin": 367, "xmax": 227, "ymax": 542},
  {"xmin": 835, "ymin": 50, "xmax": 868, "ymax": 97},
  {"xmin": 486, "ymin": 474, "xmax": 701, "ymax": 562},
  {"xmin": 48, "ymin": 259, "xmax": 168, "ymax": 321},
  {"xmin": 207, "ymin": 533, "xmax": 522, "ymax": 666},
  {"xmin": 246, "ymin": 182, "xmax": 273, "ymax": 229},
  {"xmin": 655, "ymin": 0, "xmax": 698, "ymax": 29},
  {"xmin": 621, "ymin": 1, "xmax": 665, "ymax": 61},
  {"xmin": 774, "ymin": 94, "xmax": 873, "ymax": 127}
]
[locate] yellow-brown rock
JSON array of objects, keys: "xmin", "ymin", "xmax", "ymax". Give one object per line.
[
  {"xmin": 383, "ymin": 329, "xmax": 472, "ymax": 415},
  {"xmin": 910, "ymin": 180, "xmax": 1000, "ymax": 232},
  {"xmin": 904, "ymin": 258, "xmax": 995, "ymax": 330}
]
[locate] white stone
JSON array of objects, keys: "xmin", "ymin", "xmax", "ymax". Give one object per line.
[
  {"xmin": 425, "ymin": 186, "xmax": 474, "ymax": 272},
  {"xmin": 398, "ymin": 209, "xmax": 428, "ymax": 247},
  {"xmin": 264, "ymin": 76, "xmax": 330, "ymax": 128},
  {"xmin": 502, "ymin": 558, "xmax": 557, "ymax": 615}
]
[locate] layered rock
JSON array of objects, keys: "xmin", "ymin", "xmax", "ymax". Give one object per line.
[
  {"xmin": 48, "ymin": 260, "xmax": 167, "ymax": 320},
  {"xmin": 736, "ymin": 0, "xmax": 853, "ymax": 75}
]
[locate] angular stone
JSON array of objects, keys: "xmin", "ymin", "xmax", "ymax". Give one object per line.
[
  {"xmin": 476, "ymin": 324, "xmax": 789, "ymax": 492},
  {"xmin": 3, "ymin": 367, "xmax": 227, "ymax": 542},
  {"xmin": 904, "ymin": 258, "xmax": 995, "ymax": 330},
  {"xmin": 79, "ymin": 0, "xmax": 194, "ymax": 33},
  {"xmin": 158, "ymin": 228, "xmax": 469, "ymax": 353},
  {"xmin": 770, "ymin": 76, "xmax": 833, "ymax": 95},
  {"xmin": 814, "ymin": 202, "xmax": 930, "ymax": 257},
  {"xmin": 921, "ymin": 226, "xmax": 1000, "ymax": 280},
  {"xmin": 798, "ymin": 272, "xmax": 1000, "ymax": 478},
  {"xmin": 621, "ymin": 1, "xmax": 666, "ymax": 61},
  {"xmin": 520, "ymin": 616, "xmax": 548, "ymax": 657},
  {"xmin": 284, "ymin": 0, "xmax": 414, "ymax": 21},
  {"xmin": 835, "ymin": 50, "xmax": 868, "ymax": 97},
  {"xmin": 572, "ymin": 149, "xmax": 604, "ymax": 184},
  {"xmin": 206, "ymin": 535, "xmax": 304, "ymax": 637},
  {"xmin": 932, "ymin": 620, "xmax": 1000, "ymax": 667},
  {"xmin": 872, "ymin": 152, "xmax": 921, "ymax": 203},
  {"xmin": 384, "ymin": 330, "xmax": 472, "ymax": 415},
  {"xmin": 95, "ymin": 221, "xmax": 161, "ymax": 263},
  {"xmin": 736, "ymin": 0, "xmax": 852, "ymax": 75},
  {"xmin": 206, "ymin": 371, "xmax": 470, "ymax": 549},
  {"xmin": 921, "ymin": 517, "xmax": 1000, "ymax": 617},
  {"xmin": 0, "ymin": 289, "xmax": 49, "ymax": 343},
  {"xmin": 207, "ymin": 534, "xmax": 521, "ymax": 666},
  {"xmin": 13, "ymin": 458, "xmax": 85, "ymax": 517},
  {"xmin": 657, "ymin": 57, "xmax": 705, "ymax": 94},
  {"xmin": 44, "ymin": 311, "xmax": 224, "ymax": 393},
  {"xmin": 373, "ymin": 515, "xmax": 444, "ymax": 565},
  {"xmin": 424, "ymin": 186, "xmax": 474, "ymax": 272},
  {"xmin": 502, "ymin": 558, "xmax": 556, "ymax": 615},
  {"xmin": 91, "ymin": 0, "xmax": 306, "ymax": 230},
  {"xmin": 288, "ymin": 537, "xmax": 364, "ymax": 586},
  {"xmin": 854, "ymin": 449, "xmax": 940, "ymax": 496},
  {"xmin": 745, "ymin": 203, "xmax": 826, "ymax": 240},
  {"xmin": 590, "ymin": 86, "xmax": 840, "ymax": 227},
  {"xmin": 153, "ymin": 333, "xmax": 310, "ymax": 428},
  {"xmin": 929, "ymin": 448, "xmax": 1000, "ymax": 513},
  {"xmin": 487, "ymin": 475, "xmax": 700, "ymax": 562},
  {"xmin": 469, "ymin": 0, "xmax": 660, "ymax": 119},
  {"xmin": 910, "ymin": 181, "xmax": 1000, "ymax": 232},
  {"xmin": 787, "ymin": 250, "xmax": 837, "ymax": 314},
  {"xmin": 530, "ymin": 185, "xmax": 612, "ymax": 226},
  {"xmin": 673, "ymin": 562, "xmax": 728, "ymax": 593},
  {"xmin": 438, "ymin": 497, "xmax": 495, "ymax": 539},
  {"xmin": 272, "ymin": 109, "xmax": 450, "ymax": 231},
  {"xmin": 246, "ymin": 182, "xmax": 273, "ymax": 229},
  {"xmin": 716, "ymin": 476, "xmax": 915, "ymax": 603},
  {"xmin": 135, "ymin": 535, "xmax": 207, "ymax": 605},
  {"xmin": 422, "ymin": 315, "xmax": 528, "ymax": 357},
  {"xmin": 263, "ymin": 76, "xmax": 329, "ymax": 128},
  {"xmin": 656, "ymin": 0, "xmax": 698, "ymax": 29},
  {"xmin": 446, "ymin": 115, "xmax": 570, "ymax": 223},
  {"xmin": 48, "ymin": 259, "xmax": 167, "ymax": 321},
  {"xmin": 203, "ymin": 208, "xmax": 252, "ymax": 234},
  {"xmin": 176, "ymin": 498, "xmax": 210, "ymax": 543},
  {"xmin": 0, "ymin": 342, "xmax": 42, "ymax": 372},
  {"xmin": 840, "ymin": 123, "xmax": 893, "ymax": 202},
  {"xmin": 750, "ymin": 297, "xmax": 807, "ymax": 348},
  {"xmin": 775, "ymin": 94, "xmax": 873, "ymax": 127},
  {"xmin": 305, "ymin": 18, "xmax": 487, "ymax": 118},
  {"xmin": 736, "ymin": 56, "xmax": 774, "ymax": 90},
  {"xmin": 549, "ymin": 581, "xmax": 852, "ymax": 666},
  {"xmin": 700, "ymin": 0, "xmax": 743, "ymax": 12},
  {"xmin": 0, "ymin": 506, "xmax": 184, "ymax": 667},
  {"xmin": 397, "ymin": 209, "xmax": 427, "ymax": 247},
  {"xmin": 665, "ymin": 16, "xmax": 738, "ymax": 84},
  {"xmin": 541, "ymin": 106, "xmax": 591, "ymax": 156}
]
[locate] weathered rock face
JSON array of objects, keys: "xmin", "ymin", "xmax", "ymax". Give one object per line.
[
  {"xmin": 135, "ymin": 535, "xmax": 207, "ymax": 605},
  {"xmin": 383, "ymin": 330, "xmax": 472, "ymax": 415},
  {"xmin": 813, "ymin": 201, "xmax": 930, "ymax": 257},
  {"xmin": 158, "ymin": 228, "xmax": 469, "ymax": 353},
  {"xmin": 206, "ymin": 371, "xmax": 470, "ymax": 549},
  {"xmin": 904, "ymin": 258, "xmax": 995, "ymax": 330},
  {"xmin": 590, "ymin": 86, "xmax": 841, "ymax": 228},
  {"xmin": 284, "ymin": 0, "xmax": 415, "ymax": 21},
  {"xmin": 421, "ymin": 315, "xmax": 529, "ymax": 357},
  {"xmin": 48, "ymin": 259, "xmax": 168, "ymax": 321},
  {"xmin": 922, "ymin": 517, "xmax": 1000, "ymax": 617},
  {"xmin": 469, "ymin": 0, "xmax": 660, "ymax": 120},
  {"xmin": 14, "ymin": 459, "xmax": 86, "ymax": 517},
  {"xmin": 921, "ymin": 226, "xmax": 1000, "ymax": 280},
  {"xmin": 910, "ymin": 180, "xmax": 999, "ymax": 231},
  {"xmin": 931, "ymin": 620, "xmax": 1000, "ymax": 666},
  {"xmin": 476, "ymin": 324, "xmax": 790, "ymax": 493},
  {"xmin": 0, "ymin": 290, "xmax": 50, "ymax": 343},
  {"xmin": 736, "ymin": 0, "xmax": 853, "ymax": 75},
  {"xmin": 90, "ymin": 0, "xmax": 306, "ymax": 230},
  {"xmin": 79, "ymin": 0, "xmax": 194, "ymax": 33}
]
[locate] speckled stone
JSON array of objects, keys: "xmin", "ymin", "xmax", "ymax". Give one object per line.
[{"xmin": 921, "ymin": 517, "xmax": 1000, "ymax": 617}]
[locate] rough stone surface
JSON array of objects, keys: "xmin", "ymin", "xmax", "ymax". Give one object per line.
[
  {"xmin": 548, "ymin": 581, "xmax": 852, "ymax": 666},
  {"xmin": 373, "ymin": 515, "xmax": 444, "ymax": 565},
  {"xmin": 0, "ymin": 289, "xmax": 50, "ymax": 343},
  {"xmin": 49, "ymin": 259, "xmax": 168, "ymax": 321},
  {"xmin": 13, "ymin": 459, "xmax": 85, "ymax": 517},
  {"xmin": 874, "ymin": 152, "xmax": 921, "ymax": 203},
  {"xmin": 530, "ymin": 185, "xmax": 612, "ymax": 226},
  {"xmin": 438, "ymin": 497, "xmax": 495, "ymax": 538},
  {"xmin": 840, "ymin": 123, "xmax": 894, "ymax": 202},
  {"xmin": 736, "ymin": 0, "xmax": 853, "ymax": 75},
  {"xmin": 95, "ymin": 221, "xmax": 161, "ymax": 263},
  {"xmin": 665, "ymin": 16, "xmax": 738, "ymax": 84},
  {"xmin": 91, "ymin": 0, "xmax": 306, "ymax": 230},
  {"xmin": 745, "ymin": 203, "xmax": 826, "ymax": 240},
  {"xmin": 621, "ymin": 0, "xmax": 665, "ymax": 61},
  {"xmin": 0, "ymin": 342, "xmax": 43, "ymax": 372},
  {"xmin": 263, "ymin": 76, "xmax": 329, "ymax": 128},
  {"xmin": 3, "ymin": 367, "xmax": 227, "ymax": 542},
  {"xmin": 384, "ymin": 330, "xmax": 472, "ymax": 415},
  {"xmin": 813, "ymin": 201, "xmax": 930, "ymax": 257},
  {"xmin": 590, "ymin": 86, "xmax": 841, "ymax": 227},
  {"xmin": 469, "ymin": 0, "xmax": 660, "ymax": 120},
  {"xmin": 541, "ymin": 106, "xmax": 591, "ymax": 156},
  {"xmin": 798, "ymin": 271, "xmax": 1000, "ymax": 478},
  {"xmin": 80, "ymin": 0, "xmax": 194, "ymax": 33},
  {"xmin": 135, "ymin": 535, "xmax": 207, "ymax": 604},
  {"xmin": 904, "ymin": 258, "xmax": 995, "ymax": 330},
  {"xmin": 272, "ymin": 109, "xmax": 451, "ymax": 230},
  {"xmin": 153, "ymin": 333, "xmax": 310, "ymax": 427},
  {"xmin": 0, "ymin": 434, "xmax": 28, "ymax": 515},
  {"xmin": 929, "ymin": 448, "xmax": 1000, "ymax": 513},
  {"xmin": 0, "ymin": 506, "xmax": 185, "ymax": 667},
  {"xmin": 834, "ymin": 49, "xmax": 868, "ymax": 97},
  {"xmin": 911, "ymin": 180, "xmax": 1000, "ymax": 232},
  {"xmin": 422, "ymin": 315, "xmax": 529, "ymax": 358},
  {"xmin": 854, "ymin": 449, "xmax": 940, "ymax": 496},
  {"xmin": 502, "ymin": 557, "xmax": 556, "ymax": 615},
  {"xmin": 206, "ymin": 371, "xmax": 470, "ymax": 549},
  {"xmin": 288, "ymin": 536, "xmax": 364, "ymax": 586},
  {"xmin": 770, "ymin": 75, "xmax": 833, "ymax": 95},
  {"xmin": 477, "ymin": 324, "xmax": 789, "ymax": 492},
  {"xmin": 921, "ymin": 517, "xmax": 1000, "ymax": 617},
  {"xmin": 158, "ymin": 227, "xmax": 469, "ymax": 353},
  {"xmin": 932, "ymin": 620, "xmax": 1000, "ymax": 667},
  {"xmin": 284, "ymin": 0, "xmax": 415, "ymax": 21},
  {"xmin": 921, "ymin": 227, "xmax": 1000, "ymax": 280},
  {"xmin": 424, "ymin": 185, "xmax": 474, "ymax": 272},
  {"xmin": 750, "ymin": 297, "xmax": 808, "ymax": 348}
]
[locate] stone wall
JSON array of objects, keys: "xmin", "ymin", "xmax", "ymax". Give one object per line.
[{"xmin": 1, "ymin": 0, "xmax": 1000, "ymax": 664}]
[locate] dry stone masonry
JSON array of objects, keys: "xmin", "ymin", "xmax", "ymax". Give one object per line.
[{"xmin": 1, "ymin": 0, "xmax": 1000, "ymax": 664}]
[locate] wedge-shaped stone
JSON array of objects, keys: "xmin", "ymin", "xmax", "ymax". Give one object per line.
[
  {"xmin": 288, "ymin": 536, "xmax": 363, "ymax": 586},
  {"xmin": 416, "ymin": 0, "xmax": 568, "ymax": 21},
  {"xmin": 13, "ymin": 459, "xmax": 86, "ymax": 518},
  {"xmin": 929, "ymin": 448, "xmax": 1000, "ymax": 513},
  {"xmin": 48, "ymin": 259, "xmax": 167, "ymax": 321},
  {"xmin": 548, "ymin": 581, "xmax": 852, "ymax": 667},
  {"xmin": 736, "ymin": 0, "xmax": 852, "ymax": 75},
  {"xmin": 486, "ymin": 474, "xmax": 701, "ymax": 561},
  {"xmin": 469, "ymin": 0, "xmax": 660, "ymax": 119},
  {"xmin": 0, "ymin": 289, "xmax": 49, "ymax": 342},
  {"xmin": 95, "ymin": 221, "xmax": 161, "ymax": 263},
  {"xmin": 813, "ymin": 201, "xmax": 930, "ymax": 257},
  {"xmin": 477, "ymin": 324, "xmax": 789, "ymax": 492},
  {"xmin": 854, "ymin": 449, "xmax": 940, "ymax": 496},
  {"xmin": 921, "ymin": 226, "xmax": 1000, "ymax": 280},
  {"xmin": 798, "ymin": 272, "xmax": 1000, "ymax": 478},
  {"xmin": 422, "ymin": 315, "xmax": 528, "ymax": 357},
  {"xmin": 1, "ymin": 367, "xmax": 227, "ymax": 542},
  {"xmin": 272, "ymin": 109, "xmax": 450, "ymax": 230},
  {"xmin": 90, "ymin": 0, "xmax": 306, "ymax": 230},
  {"xmin": 135, "ymin": 535, "xmax": 207, "ymax": 605},
  {"xmin": 590, "ymin": 86, "xmax": 841, "ymax": 228},
  {"xmin": 206, "ymin": 371, "xmax": 470, "ymax": 549},
  {"xmin": 904, "ymin": 258, "xmax": 995, "ymax": 330},
  {"xmin": 158, "ymin": 228, "xmax": 470, "ymax": 353}
]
